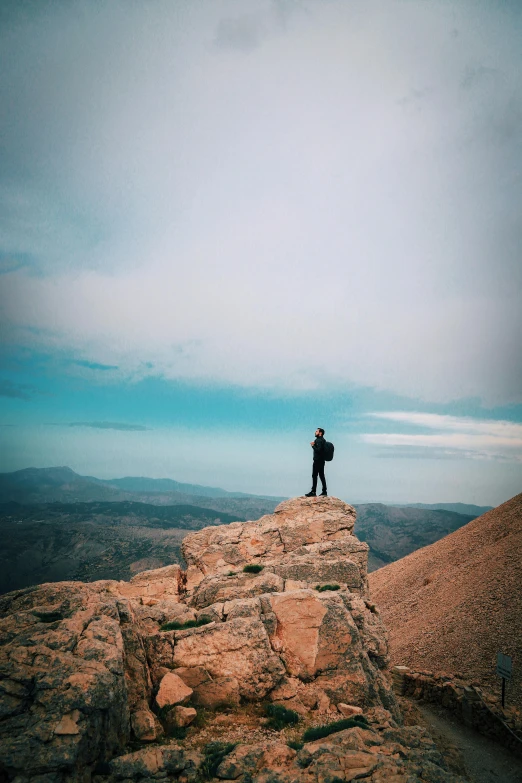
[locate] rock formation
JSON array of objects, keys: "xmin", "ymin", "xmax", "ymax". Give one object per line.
[{"xmin": 0, "ymin": 497, "xmax": 465, "ymax": 782}]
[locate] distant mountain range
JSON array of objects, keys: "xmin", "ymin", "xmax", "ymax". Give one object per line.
[
  {"xmin": 0, "ymin": 467, "xmax": 492, "ymax": 595},
  {"xmin": 0, "ymin": 467, "xmax": 284, "ymax": 519},
  {"xmin": 395, "ymin": 501, "xmax": 493, "ymax": 516}
]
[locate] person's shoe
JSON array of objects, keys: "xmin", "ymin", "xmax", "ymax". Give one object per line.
[
  {"xmin": 320, "ymin": 491, "xmax": 328, "ymax": 496},
  {"xmin": 304, "ymin": 491, "xmax": 317, "ymax": 497}
]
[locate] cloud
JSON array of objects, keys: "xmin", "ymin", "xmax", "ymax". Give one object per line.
[
  {"xmin": 0, "ymin": 0, "xmax": 521, "ymax": 405},
  {"xmin": 361, "ymin": 412, "xmax": 522, "ymax": 462},
  {"xmin": 71, "ymin": 359, "xmax": 119, "ymax": 371},
  {"xmin": 214, "ymin": 15, "xmax": 267, "ymax": 51},
  {"xmin": 0, "ymin": 380, "xmax": 40, "ymax": 400},
  {"xmin": 0, "ymin": 252, "xmax": 35, "ymax": 275},
  {"xmin": 66, "ymin": 421, "xmax": 149, "ymax": 431}
]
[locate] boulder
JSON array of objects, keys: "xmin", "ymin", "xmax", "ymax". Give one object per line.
[
  {"xmin": 108, "ymin": 744, "xmax": 197, "ymax": 780},
  {"xmin": 337, "ymin": 702, "xmax": 364, "ymax": 717},
  {"xmin": 165, "ymin": 705, "xmax": 197, "ymax": 728},
  {"xmin": 155, "ymin": 672, "xmax": 193, "ymax": 708},
  {"xmin": 192, "ymin": 676, "xmax": 241, "ymax": 709},
  {"xmin": 171, "ymin": 616, "xmax": 285, "ymax": 699},
  {"xmin": 130, "ymin": 708, "xmax": 157, "ymax": 741}
]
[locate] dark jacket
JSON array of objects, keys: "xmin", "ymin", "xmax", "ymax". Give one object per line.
[{"xmin": 312, "ymin": 436, "xmax": 326, "ymax": 462}]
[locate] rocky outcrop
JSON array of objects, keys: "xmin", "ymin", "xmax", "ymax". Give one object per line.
[
  {"xmin": 0, "ymin": 496, "xmax": 466, "ymax": 782},
  {"xmin": 0, "ymin": 582, "xmax": 133, "ymax": 781}
]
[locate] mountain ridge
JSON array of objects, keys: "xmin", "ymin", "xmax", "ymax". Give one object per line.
[{"xmin": 369, "ymin": 491, "xmax": 522, "ymax": 709}]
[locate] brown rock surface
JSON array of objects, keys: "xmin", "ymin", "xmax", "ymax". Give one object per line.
[
  {"xmin": 155, "ymin": 671, "xmax": 193, "ymax": 707},
  {"xmin": 0, "ymin": 495, "xmax": 467, "ymax": 782},
  {"xmin": 0, "ymin": 581, "xmax": 131, "ymax": 781},
  {"xmin": 370, "ymin": 492, "xmax": 522, "ymax": 708},
  {"xmin": 167, "ymin": 705, "xmax": 197, "ymax": 728},
  {"xmin": 181, "ymin": 496, "xmax": 361, "ymax": 582}
]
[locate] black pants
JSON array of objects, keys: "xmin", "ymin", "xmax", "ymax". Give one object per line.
[{"xmin": 312, "ymin": 459, "xmax": 327, "ymax": 493}]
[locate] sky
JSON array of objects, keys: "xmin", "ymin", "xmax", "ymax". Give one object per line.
[{"xmin": 0, "ymin": 0, "xmax": 521, "ymax": 505}]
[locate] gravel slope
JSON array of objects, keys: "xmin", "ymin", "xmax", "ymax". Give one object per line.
[{"xmin": 369, "ymin": 493, "xmax": 522, "ymax": 708}]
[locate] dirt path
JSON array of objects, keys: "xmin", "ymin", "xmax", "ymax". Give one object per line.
[{"xmin": 416, "ymin": 702, "xmax": 522, "ymax": 783}]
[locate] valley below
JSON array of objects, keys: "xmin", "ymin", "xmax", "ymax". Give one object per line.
[{"xmin": 0, "ymin": 467, "xmax": 482, "ymax": 594}]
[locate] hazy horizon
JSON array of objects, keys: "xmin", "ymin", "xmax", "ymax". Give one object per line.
[
  {"xmin": 0, "ymin": 461, "xmax": 503, "ymax": 509},
  {"xmin": 1, "ymin": 1, "xmax": 521, "ymax": 505}
]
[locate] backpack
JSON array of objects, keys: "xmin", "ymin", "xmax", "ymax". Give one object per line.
[{"xmin": 323, "ymin": 441, "xmax": 334, "ymax": 461}]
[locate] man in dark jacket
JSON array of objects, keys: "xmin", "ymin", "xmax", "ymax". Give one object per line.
[{"xmin": 304, "ymin": 428, "xmax": 327, "ymax": 497}]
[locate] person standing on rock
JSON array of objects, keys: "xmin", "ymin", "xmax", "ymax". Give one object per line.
[{"xmin": 305, "ymin": 427, "xmax": 328, "ymax": 497}]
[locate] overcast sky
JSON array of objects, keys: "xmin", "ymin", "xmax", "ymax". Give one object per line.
[{"xmin": 0, "ymin": 0, "xmax": 521, "ymax": 504}]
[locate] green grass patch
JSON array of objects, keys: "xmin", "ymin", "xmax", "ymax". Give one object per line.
[
  {"xmin": 160, "ymin": 615, "xmax": 212, "ymax": 632},
  {"xmin": 243, "ymin": 563, "xmax": 264, "ymax": 574},
  {"xmin": 315, "ymin": 584, "xmax": 340, "ymax": 592},
  {"xmin": 197, "ymin": 742, "xmax": 236, "ymax": 781},
  {"xmin": 263, "ymin": 703, "xmax": 300, "ymax": 731},
  {"xmin": 302, "ymin": 715, "xmax": 368, "ymax": 743},
  {"xmin": 287, "ymin": 739, "xmax": 304, "ymax": 751}
]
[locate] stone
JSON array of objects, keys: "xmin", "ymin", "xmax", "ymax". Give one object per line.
[
  {"xmin": 337, "ymin": 702, "xmax": 363, "ymax": 717},
  {"xmin": 260, "ymin": 743, "xmax": 297, "ymax": 770},
  {"xmin": 54, "ymin": 709, "xmax": 81, "ymax": 735},
  {"xmin": 267, "ymin": 590, "xmax": 363, "ymax": 679},
  {"xmin": 316, "ymin": 690, "xmax": 331, "ymax": 713},
  {"xmin": 215, "ymin": 744, "xmax": 265, "ymax": 779},
  {"xmin": 0, "ymin": 582, "xmax": 131, "ymax": 781},
  {"xmin": 156, "ymin": 671, "xmax": 193, "ymax": 708},
  {"xmin": 192, "ymin": 676, "xmax": 241, "ymax": 708},
  {"xmin": 174, "ymin": 665, "xmax": 212, "ymax": 689},
  {"xmin": 130, "ymin": 708, "xmax": 157, "ymax": 741},
  {"xmin": 111, "ymin": 564, "xmax": 182, "ymax": 601},
  {"xmin": 171, "ymin": 616, "xmax": 285, "ymax": 699},
  {"xmin": 269, "ymin": 676, "xmax": 299, "ymax": 701},
  {"xmin": 108, "ymin": 745, "xmax": 189, "ymax": 780},
  {"xmin": 340, "ymin": 750, "xmax": 378, "ymax": 779},
  {"xmin": 169, "ymin": 705, "xmax": 197, "ymax": 727},
  {"xmin": 191, "ymin": 571, "xmax": 284, "ymax": 609}
]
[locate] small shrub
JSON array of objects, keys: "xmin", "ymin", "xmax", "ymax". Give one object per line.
[
  {"xmin": 301, "ymin": 715, "xmax": 368, "ymax": 742},
  {"xmin": 198, "ymin": 742, "xmax": 236, "ymax": 781},
  {"xmin": 243, "ymin": 563, "xmax": 264, "ymax": 574},
  {"xmin": 167, "ymin": 724, "xmax": 187, "ymax": 739},
  {"xmin": 287, "ymin": 739, "xmax": 303, "ymax": 751},
  {"xmin": 315, "ymin": 584, "xmax": 340, "ymax": 592},
  {"xmin": 160, "ymin": 615, "xmax": 212, "ymax": 632},
  {"xmin": 263, "ymin": 703, "xmax": 300, "ymax": 731},
  {"xmin": 191, "ymin": 707, "xmax": 210, "ymax": 729},
  {"xmin": 227, "ymin": 571, "xmax": 237, "ymax": 577}
]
